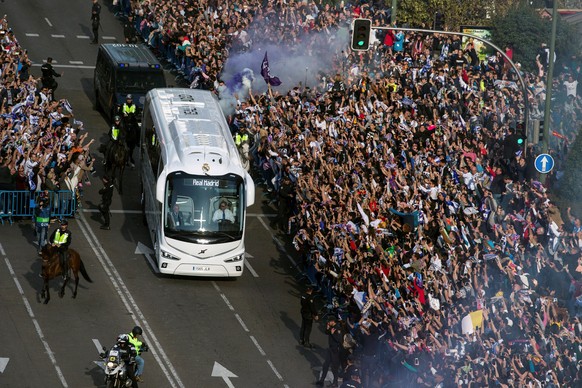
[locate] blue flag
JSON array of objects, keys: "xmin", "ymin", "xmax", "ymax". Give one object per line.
[{"xmin": 260, "ymin": 52, "xmax": 281, "ymax": 87}]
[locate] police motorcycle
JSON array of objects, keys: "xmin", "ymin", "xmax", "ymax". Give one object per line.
[{"xmin": 99, "ymin": 334, "xmax": 139, "ymax": 388}]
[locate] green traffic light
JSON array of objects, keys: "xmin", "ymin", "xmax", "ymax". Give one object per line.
[
  {"xmin": 517, "ymin": 138, "xmax": 524, "ymax": 145},
  {"xmin": 357, "ymin": 40, "xmax": 365, "ymax": 46}
]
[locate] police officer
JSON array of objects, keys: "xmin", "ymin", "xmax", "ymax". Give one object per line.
[
  {"xmin": 35, "ymin": 198, "xmax": 51, "ymax": 254},
  {"xmin": 300, "ymin": 286, "xmax": 318, "ymax": 348},
  {"xmin": 105, "ymin": 334, "xmax": 138, "ymax": 388},
  {"xmin": 122, "ymin": 95, "xmax": 138, "ymax": 167},
  {"xmin": 122, "ymin": 94, "xmax": 136, "ymax": 118},
  {"xmin": 128, "ymin": 326, "xmax": 148, "ymax": 382},
  {"xmin": 49, "ymin": 220, "xmax": 72, "ymax": 278},
  {"xmin": 123, "ymin": 14, "xmax": 137, "ymax": 44},
  {"xmin": 104, "ymin": 115, "xmax": 123, "ymax": 167},
  {"xmin": 340, "ymin": 366, "xmax": 362, "ymax": 388},
  {"xmin": 98, "ymin": 175, "xmax": 114, "ymax": 230},
  {"xmin": 316, "ymin": 318, "xmax": 342, "ymax": 387},
  {"xmin": 90, "ymin": 0, "xmax": 101, "ymax": 44},
  {"xmin": 40, "ymin": 57, "xmax": 62, "ymax": 94},
  {"xmin": 234, "ymin": 129, "xmax": 249, "ymax": 147}
]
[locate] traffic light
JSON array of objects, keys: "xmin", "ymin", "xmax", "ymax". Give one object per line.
[
  {"xmin": 538, "ymin": 120, "xmax": 545, "ymax": 143},
  {"xmin": 516, "ymin": 122, "xmax": 526, "ymax": 145},
  {"xmin": 434, "ymin": 12, "xmax": 444, "ymax": 31},
  {"xmin": 351, "ymin": 18, "xmax": 372, "ymax": 51}
]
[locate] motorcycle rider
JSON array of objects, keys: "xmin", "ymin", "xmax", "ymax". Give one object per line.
[
  {"xmin": 103, "ymin": 334, "xmax": 139, "ymax": 388},
  {"xmin": 128, "ymin": 326, "xmax": 148, "ymax": 382}
]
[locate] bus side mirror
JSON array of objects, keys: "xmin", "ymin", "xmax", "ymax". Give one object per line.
[
  {"xmin": 245, "ymin": 172, "xmax": 255, "ymax": 207},
  {"xmin": 156, "ymin": 172, "xmax": 165, "ymax": 203}
]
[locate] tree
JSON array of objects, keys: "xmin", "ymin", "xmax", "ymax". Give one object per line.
[
  {"xmin": 557, "ymin": 128, "xmax": 582, "ymax": 202},
  {"xmin": 489, "ymin": 1, "xmax": 578, "ymax": 72}
]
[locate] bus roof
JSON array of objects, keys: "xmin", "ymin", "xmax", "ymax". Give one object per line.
[
  {"xmin": 100, "ymin": 43, "xmax": 161, "ymax": 69},
  {"xmin": 147, "ymin": 88, "xmax": 244, "ymax": 176}
]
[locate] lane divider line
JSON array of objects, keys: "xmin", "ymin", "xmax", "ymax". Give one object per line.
[
  {"xmin": 44, "ymin": 18, "xmax": 53, "ymax": 27},
  {"xmin": 51, "ymin": 34, "xmax": 65, "ymax": 38},
  {"xmin": 25, "ymin": 33, "xmax": 39, "ymax": 37},
  {"xmin": 1, "ymin": 245, "xmax": 68, "ymax": 387},
  {"xmin": 75, "ymin": 212, "xmax": 185, "ymax": 388}
]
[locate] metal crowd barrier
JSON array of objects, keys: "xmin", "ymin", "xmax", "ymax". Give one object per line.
[{"xmin": 0, "ymin": 190, "xmax": 76, "ymax": 225}]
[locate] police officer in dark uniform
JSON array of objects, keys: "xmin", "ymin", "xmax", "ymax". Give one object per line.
[
  {"xmin": 99, "ymin": 175, "xmax": 114, "ymax": 230},
  {"xmin": 340, "ymin": 366, "xmax": 362, "ymax": 388},
  {"xmin": 123, "ymin": 14, "xmax": 137, "ymax": 43},
  {"xmin": 299, "ymin": 286, "xmax": 318, "ymax": 348},
  {"xmin": 91, "ymin": 0, "xmax": 102, "ymax": 44},
  {"xmin": 316, "ymin": 318, "xmax": 343, "ymax": 387},
  {"xmin": 40, "ymin": 57, "xmax": 61, "ymax": 94}
]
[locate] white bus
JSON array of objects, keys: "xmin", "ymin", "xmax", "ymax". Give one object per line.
[{"xmin": 140, "ymin": 88, "xmax": 255, "ymax": 277}]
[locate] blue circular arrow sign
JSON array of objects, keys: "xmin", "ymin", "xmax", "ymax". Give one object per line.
[{"xmin": 534, "ymin": 153, "xmax": 555, "ymax": 174}]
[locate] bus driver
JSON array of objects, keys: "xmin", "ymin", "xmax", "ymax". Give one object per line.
[{"xmin": 212, "ymin": 200, "xmax": 235, "ymax": 224}]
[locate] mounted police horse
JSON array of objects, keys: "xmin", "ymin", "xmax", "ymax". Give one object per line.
[
  {"xmin": 99, "ymin": 125, "xmax": 129, "ymax": 195},
  {"xmin": 39, "ymin": 244, "xmax": 93, "ymax": 304}
]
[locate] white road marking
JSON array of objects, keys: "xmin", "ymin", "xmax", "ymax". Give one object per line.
[
  {"xmin": 32, "ymin": 63, "xmax": 95, "ymax": 70},
  {"xmin": 51, "ymin": 34, "xmax": 65, "ymax": 38},
  {"xmin": 2, "ymin": 246, "xmax": 68, "ymax": 387},
  {"xmin": 42, "ymin": 59, "xmax": 58, "ymax": 63},
  {"xmin": 258, "ymin": 217, "xmax": 300, "ymax": 269},
  {"xmin": 75, "ymin": 213, "xmax": 185, "ymax": 388},
  {"xmin": 212, "ymin": 281, "xmax": 287, "ymax": 385},
  {"xmin": 267, "ymin": 359, "xmax": 284, "ymax": 381},
  {"xmin": 45, "ymin": 18, "xmax": 53, "ymax": 27},
  {"xmin": 234, "ymin": 314, "xmax": 249, "ymax": 332},
  {"xmin": 92, "ymin": 339, "xmax": 104, "ymax": 354},
  {"xmin": 77, "ymin": 35, "xmax": 91, "ymax": 39},
  {"xmin": 244, "ymin": 259, "xmax": 259, "ymax": 278},
  {"xmin": 249, "ymin": 336, "xmax": 266, "ymax": 356},
  {"xmin": 102, "ymin": 36, "xmax": 116, "ymax": 40},
  {"xmin": 25, "ymin": 33, "xmax": 39, "ymax": 37},
  {"xmin": 69, "ymin": 61, "xmax": 84, "ymax": 65}
]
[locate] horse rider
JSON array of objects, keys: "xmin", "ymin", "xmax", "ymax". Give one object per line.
[
  {"xmin": 128, "ymin": 326, "xmax": 148, "ymax": 382},
  {"xmin": 122, "ymin": 94, "xmax": 138, "ymax": 167},
  {"xmin": 49, "ymin": 219, "xmax": 72, "ymax": 278},
  {"xmin": 104, "ymin": 115, "xmax": 123, "ymax": 167},
  {"xmin": 235, "ymin": 128, "xmax": 249, "ymax": 148},
  {"xmin": 122, "ymin": 94, "xmax": 137, "ymax": 119}
]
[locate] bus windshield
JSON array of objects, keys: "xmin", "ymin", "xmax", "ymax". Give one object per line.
[
  {"xmin": 163, "ymin": 172, "xmax": 245, "ymax": 243},
  {"xmin": 116, "ymin": 70, "xmax": 165, "ymax": 93}
]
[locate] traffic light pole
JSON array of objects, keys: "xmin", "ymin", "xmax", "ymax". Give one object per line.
[
  {"xmin": 391, "ymin": 0, "xmax": 397, "ymax": 24},
  {"xmin": 373, "ymin": 26, "xmax": 530, "ymax": 157},
  {"xmin": 539, "ymin": 3, "xmax": 558, "ymax": 183}
]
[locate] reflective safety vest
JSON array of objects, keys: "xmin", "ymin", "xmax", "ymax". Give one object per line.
[
  {"xmin": 36, "ymin": 207, "xmax": 50, "ymax": 226},
  {"xmin": 53, "ymin": 230, "xmax": 69, "ymax": 245},
  {"xmin": 111, "ymin": 126, "xmax": 120, "ymax": 141},
  {"xmin": 151, "ymin": 133, "xmax": 156, "ymax": 146},
  {"xmin": 123, "ymin": 103, "xmax": 136, "ymax": 115},
  {"xmin": 128, "ymin": 333, "xmax": 143, "ymax": 355},
  {"xmin": 235, "ymin": 133, "xmax": 248, "ymax": 146}
]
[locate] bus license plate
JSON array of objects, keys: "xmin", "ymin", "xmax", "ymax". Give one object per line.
[{"xmin": 194, "ymin": 266, "xmax": 211, "ymax": 272}]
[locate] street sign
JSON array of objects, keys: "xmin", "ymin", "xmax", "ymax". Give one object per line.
[{"xmin": 534, "ymin": 154, "xmax": 554, "ymax": 174}]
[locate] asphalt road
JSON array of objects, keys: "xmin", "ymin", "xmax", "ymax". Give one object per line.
[{"xmin": 0, "ymin": 1, "xmax": 331, "ymax": 387}]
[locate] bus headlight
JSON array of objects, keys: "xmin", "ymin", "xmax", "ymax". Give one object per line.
[
  {"xmin": 224, "ymin": 254, "xmax": 243, "ymax": 263},
  {"xmin": 160, "ymin": 250, "xmax": 179, "ymax": 260}
]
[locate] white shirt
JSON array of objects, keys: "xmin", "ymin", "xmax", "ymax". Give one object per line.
[
  {"xmin": 212, "ymin": 208, "xmax": 235, "ymax": 223},
  {"xmin": 564, "ymin": 80, "xmax": 578, "ymax": 97}
]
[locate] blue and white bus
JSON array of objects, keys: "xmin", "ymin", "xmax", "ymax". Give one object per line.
[{"xmin": 140, "ymin": 88, "xmax": 255, "ymax": 277}]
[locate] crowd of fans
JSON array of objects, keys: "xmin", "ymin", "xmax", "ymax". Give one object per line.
[
  {"xmin": 124, "ymin": 0, "xmax": 582, "ymax": 386},
  {"xmin": 0, "ymin": 16, "xmax": 96, "ymax": 218},
  {"xmin": 2, "ymin": 0, "xmax": 582, "ymax": 386}
]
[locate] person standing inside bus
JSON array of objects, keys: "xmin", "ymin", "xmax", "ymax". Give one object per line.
[
  {"xmin": 212, "ymin": 200, "xmax": 235, "ymax": 223},
  {"xmin": 90, "ymin": 0, "xmax": 101, "ymax": 44}
]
